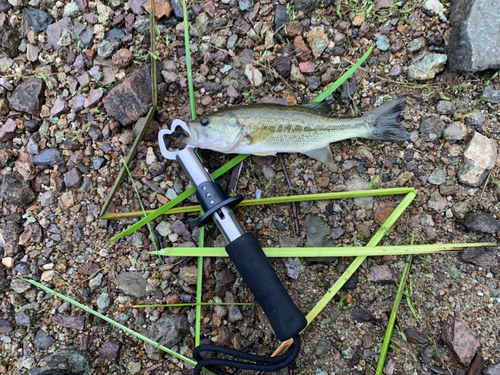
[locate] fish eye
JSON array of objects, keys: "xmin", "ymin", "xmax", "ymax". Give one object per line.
[{"xmin": 201, "ymin": 117, "xmax": 210, "ymax": 127}]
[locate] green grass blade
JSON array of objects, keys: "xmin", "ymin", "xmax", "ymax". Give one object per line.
[
  {"xmin": 104, "ymin": 187, "xmax": 415, "ymax": 220},
  {"xmin": 311, "ymin": 45, "xmax": 373, "ymax": 103},
  {"xmin": 108, "ymin": 154, "xmax": 248, "ymax": 241},
  {"xmin": 376, "ymin": 254, "xmax": 413, "ymax": 375},
  {"xmin": 182, "ymin": 0, "xmax": 196, "ymax": 121},
  {"xmin": 151, "ymin": 242, "xmax": 490, "ymax": 257},
  {"xmin": 196, "ymin": 225, "xmax": 204, "ymax": 347},
  {"xmin": 22, "ymin": 278, "xmax": 196, "ymax": 366}
]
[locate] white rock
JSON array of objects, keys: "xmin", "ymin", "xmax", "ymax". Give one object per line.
[
  {"xmin": 245, "ymin": 63, "xmax": 263, "ymax": 87},
  {"xmin": 41, "ymin": 270, "xmax": 55, "ymax": 281},
  {"xmin": 459, "ymin": 131, "xmax": 498, "ymax": 187},
  {"xmin": 423, "ymin": 0, "xmax": 447, "ymax": 21},
  {"xmin": 146, "ymin": 147, "xmax": 157, "ymax": 165}
]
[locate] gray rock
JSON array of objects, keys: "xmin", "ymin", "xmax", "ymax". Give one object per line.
[
  {"xmin": 293, "ymin": 0, "xmax": 322, "ymax": 13},
  {"xmin": 98, "ymin": 39, "xmax": 120, "ymax": 58},
  {"xmin": 0, "ymin": 172, "xmax": 35, "ymax": 207},
  {"xmin": 51, "ymin": 97, "xmax": 69, "ymax": 116},
  {"xmin": 0, "ymin": 29, "xmax": 21, "ymax": 58},
  {"xmin": 10, "ymin": 278, "xmax": 30, "ymax": 293},
  {"xmin": 404, "ymin": 328, "xmax": 428, "ymax": 344},
  {"xmin": 0, "ymin": 319, "xmax": 13, "ymax": 333},
  {"xmin": 25, "ymin": 8, "xmax": 54, "ymax": 32},
  {"xmin": 443, "ymin": 122, "xmax": 468, "ymax": 141},
  {"xmin": 133, "ymin": 15, "xmax": 150, "ymax": 34},
  {"xmin": 63, "ymin": 2, "xmax": 82, "ymax": 17},
  {"xmin": 452, "ymin": 201, "xmax": 468, "ymax": 219},
  {"xmin": 34, "ymin": 329, "xmax": 56, "ymax": 350},
  {"xmin": 428, "ymin": 168, "xmax": 446, "ymax": 185},
  {"xmin": 170, "ymin": 0, "xmax": 184, "ymax": 20},
  {"xmin": 346, "ymin": 176, "xmax": 374, "ymax": 210},
  {"xmin": 315, "ymin": 340, "xmax": 332, "ymax": 358},
  {"xmin": 484, "ymin": 364, "xmax": 500, "ymax": 375},
  {"xmin": 482, "ymin": 85, "xmax": 500, "ymax": 104},
  {"xmin": 351, "ymin": 310, "xmax": 379, "ymax": 323},
  {"xmin": 46, "ymin": 17, "xmax": 73, "ymax": 51},
  {"xmin": 225, "ymin": 291, "xmax": 244, "ymax": 323},
  {"xmin": 306, "ymin": 76, "xmax": 321, "ymax": 90},
  {"xmin": 436, "ymin": 100, "xmax": 455, "ymax": 115},
  {"xmin": 52, "ymin": 314, "xmax": 85, "ymax": 330},
  {"xmin": 0, "ymin": 119, "xmax": 18, "ymax": 141},
  {"xmin": 0, "ymin": 0, "xmax": 11, "ymax": 11},
  {"xmin": 420, "ymin": 117, "xmax": 445, "ymax": 141},
  {"xmin": 462, "ymin": 212, "xmax": 500, "ymax": 234},
  {"xmin": 238, "ymin": 0, "xmax": 253, "ymax": 11},
  {"xmin": 275, "ymin": 4, "xmax": 288, "ymax": 32},
  {"xmin": 283, "ymin": 257, "xmax": 301, "ymax": 279},
  {"xmin": 376, "ymin": 35, "xmax": 390, "ymax": 51},
  {"xmin": 97, "ymin": 292, "xmax": 111, "ymax": 310},
  {"xmin": 72, "ymin": 23, "xmax": 94, "ymax": 48},
  {"xmin": 461, "ymin": 246, "xmax": 496, "ymax": 267},
  {"xmin": 407, "ymin": 37, "xmax": 425, "ymax": 53},
  {"xmin": 407, "ymin": 54, "xmax": 447, "ymax": 80},
  {"xmin": 459, "ymin": 131, "xmax": 497, "ymax": 187},
  {"xmin": 33, "ymin": 148, "xmax": 62, "ymax": 166},
  {"xmin": 16, "ymin": 311, "xmax": 35, "ymax": 326},
  {"xmin": 93, "ymin": 156, "xmax": 106, "ymax": 170},
  {"xmin": 72, "ymin": 94, "xmax": 86, "ymax": 112},
  {"xmin": 215, "ymin": 268, "xmax": 235, "ymax": 297},
  {"xmin": 9, "ymin": 78, "xmax": 45, "ymax": 115},
  {"xmin": 448, "ymin": 0, "xmax": 500, "ymax": 72},
  {"xmin": 114, "ymin": 272, "xmax": 148, "ymax": 298},
  {"xmin": 428, "ymin": 191, "xmax": 447, "ymax": 212},
  {"xmin": 464, "ymin": 112, "xmax": 486, "ymax": 127},
  {"xmin": 171, "ymin": 220, "xmax": 191, "ymax": 237},
  {"xmin": 145, "ymin": 314, "xmax": 189, "ymax": 359},
  {"xmin": 304, "ymin": 215, "xmax": 335, "ymax": 248},
  {"xmin": 420, "ymin": 344, "xmax": 436, "ymax": 364},
  {"xmin": 38, "ymin": 349, "xmax": 93, "ymax": 375},
  {"xmin": 64, "ymin": 168, "xmax": 82, "ymax": 188}
]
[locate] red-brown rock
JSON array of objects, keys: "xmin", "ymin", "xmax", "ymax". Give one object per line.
[{"xmin": 441, "ymin": 316, "xmax": 480, "ymax": 365}]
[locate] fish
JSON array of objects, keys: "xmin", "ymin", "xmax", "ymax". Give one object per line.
[{"xmin": 183, "ymin": 97, "xmax": 410, "ymax": 164}]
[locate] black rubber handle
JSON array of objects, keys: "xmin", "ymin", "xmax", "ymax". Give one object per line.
[{"xmin": 225, "ymin": 232, "xmax": 307, "ymax": 341}]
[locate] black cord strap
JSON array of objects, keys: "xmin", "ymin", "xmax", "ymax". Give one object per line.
[{"xmin": 193, "ymin": 335, "xmax": 301, "ymax": 375}]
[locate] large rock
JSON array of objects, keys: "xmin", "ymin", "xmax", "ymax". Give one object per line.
[
  {"xmin": 102, "ymin": 64, "xmax": 161, "ymax": 125},
  {"xmin": 407, "ymin": 53, "xmax": 447, "ymax": 80},
  {"xmin": 448, "ymin": 0, "xmax": 500, "ymax": 72},
  {"xmin": 458, "ymin": 131, "xmax": 497, "ymax": 187},
  {"xmin": 145, "ymin": 314, "xmax": 189, "ymax": 359},
  {"xmin": 113, "ymin": 272, "xmax": 148, "ymax": 298},
  {"xmin": 0, "ymin": 222, "xmax": 21, "ymax": 257},
  {"xmin": 38, "ymin": 349, "xmax": 93, "ymax": 375},
  {"xmin": 9, "ymin": 78, "xmax": 45, "ymax": 115},
  {"xmin": 0, "ymin": 172, "xmax": 36, "ymax": 207},
  {"xmin": 24, "ymin": 8, "xmax": 54, "ymax": 32},
  {"xmin": 441, "ymin": 316, "xmax": 480, "ymax": 365},
  {"xmin": 462, "ymin": 212, "xmax": 500, "ymax": 234},
  {"xmin": 46, "ymin": 17, "xmax": 73, "ymax": 51}
]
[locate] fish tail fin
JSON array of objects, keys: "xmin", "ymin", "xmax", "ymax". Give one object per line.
[{"xmin": 364, "ymin": 97, "xmax": 410, "ymax": 142}]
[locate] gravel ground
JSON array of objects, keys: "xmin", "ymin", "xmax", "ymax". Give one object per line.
[{"xmin": 0, "ymin": 0, "xmax": 499, "ymax": 374}]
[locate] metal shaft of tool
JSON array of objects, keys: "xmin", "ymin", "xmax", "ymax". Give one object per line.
[{"xmin": 176, "ymin": 147, "xmax": 245, "ymax": 243}]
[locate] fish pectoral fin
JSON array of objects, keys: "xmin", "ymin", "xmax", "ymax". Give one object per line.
[
  {"xmin": 300, "ymin": 99, "xmax": 332, "ymax": 116},
  {"xmin": 304, "ymin": 146, "xmax": 334, "ymax": 164},
  {"xmin": 245, "ymin": 126, "xmax": 275, "ymax": 145}
]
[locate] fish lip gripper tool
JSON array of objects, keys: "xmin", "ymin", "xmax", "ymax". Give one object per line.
[{"xmin": 159, "ymin": 120, "xmax": 307, "ymax": 374}]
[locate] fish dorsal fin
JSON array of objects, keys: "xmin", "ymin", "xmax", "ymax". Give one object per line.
[
  {"xmin": 245, "ymin": 126, "xmax": 275, "ymax": 144},
  {"xmin": 304, "ymin": 146, "xmax": 334, "ymax": 164},
  {"xmin": 300, "ymin": 99, "xmax": 332, "ymax": 117}
]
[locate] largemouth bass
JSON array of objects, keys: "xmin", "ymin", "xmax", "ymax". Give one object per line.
[{"xmin": 184, "ymin": 98, "xmax": 409, "ymax": 164}]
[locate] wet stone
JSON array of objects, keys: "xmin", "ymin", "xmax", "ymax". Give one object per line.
[
  {"xmin": 98, "ymin": 39, "xmax": 120, "ymax": 58},
  {"xmin": 462, "ymin": 246, "xmax": 496, "ymax": 267},
  {"xmin": 25, "ymin": 8, "xmax": 54, "ymax": 32},
  {"xmin": 38, "ymin": 349, "xmax": 93, "ymax": 375},
  {"xmin": 428, "ymin": 168, "xmax": 446, "ymax": 185},
  {"xmin": 462, "ymin": 212, "xmax": 500, "ymax": 234},
  {"xmin": 405, "ymin": 328, "xmax": 428, "ymax": 344},
  {"xmin": 52, "ymin": 314, "xmax": 85, "ymax": 330},
  {"xmin": 420, "ymin": 344, "xmax": 437, "ymax": 364},
  {"xmin": 465, "ymin": 112, "xmax": 486, "ymax": 127},
  {"xmin": 376, "ymin": 35, "xmax": 390, "ymax": 51},
  {"xmin": 0, "ymin": 319, "xmax": 13, "ymax": 333},
  {"xmin": 351, "ymin": 310, "xmax": 379, "ymax": 323},
  {"xmin": 9, "ymin": 78, "xmax": 45, "ymax": 115},
  {"xmin": 307, "ymin": 27, "xmax": 329, "ymax": 57},
  {"xmin": 146, "ymin": 314, "xmax": 189, "ymax": 359},
  {"xmin": 114, "ymin": 272, "xmax": 148, "ymax": 298},
  {"xmin": 1, "ymin": 172, "xmax": 35, "ymax": 207},
  {"xmin": 367, "ymin": 264, "xmax": 393, "ymax": 283},
  {"xmin": 408, "ymin": 53, "xmax": 447, "ymax": 80},
  {"xmin": 99, "ymin": 338, "xmax": 121, "ymax": 362},
  {"xmin": 16, "ymin": 311, "xmax": 35, "ymax": 326},
  {"xmin": 33, "ymin": 148, "xmax": 62, "ymax": 167},
  {"xmin": 46, "ymin": 17, "xmax": 73, "ymax": 51},
  {"xmin": 34, "ymin": 329, "xmax": 56, "ymax": 350},
  {"xmin": 11, "ymin": 278, "xmax": 30, "ymax": 293},
  {"xmin": 64, "ymin": 168, "xmax": 82, "ymax": 188},
  {"xmin": 420, "ymin": 117, "xmax": 445, "ymax": 141},
  {"xmin": 13, "ymin": 263, "xmax": 31, "ymax": 275},
  {"xmin": 225, "ymin": 291, "xmax": 244, "ymax": 323},
  {"xmin": 103, "ymin": 64, "xmax": 161, "ymax": 125},
  {"xmin": 441, "ymin": 316, "xmax": 480, "ymax": 365}
]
